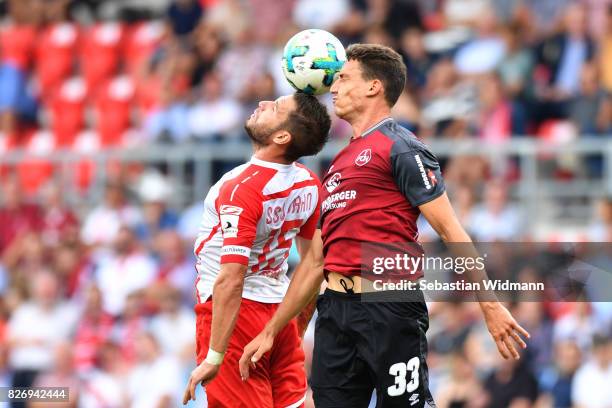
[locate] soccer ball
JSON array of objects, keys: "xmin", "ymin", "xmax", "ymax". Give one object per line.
[{"xmin": 282, "ymin": 29, "xmax": 346, "ymax": 95}]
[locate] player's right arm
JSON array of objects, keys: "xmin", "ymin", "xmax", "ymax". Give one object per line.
[{"xmin": 239, "ymin": 229, "xmax": 324, "ymax": 381}]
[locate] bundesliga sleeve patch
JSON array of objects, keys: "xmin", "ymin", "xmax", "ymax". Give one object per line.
[{"xmin": 220, "ymin": 205, "xmax": 244, "ymax": 238}]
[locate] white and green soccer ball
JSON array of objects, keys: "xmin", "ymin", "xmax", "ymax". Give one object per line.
[{"xmin": 282, "ymin": 29, "xmax": 346, "ymax": 95}]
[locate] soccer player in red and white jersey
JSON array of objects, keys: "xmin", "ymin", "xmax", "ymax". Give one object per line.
[{"xmin": 182, "ymin": 92, "xmax": 331, "ymax": 407}]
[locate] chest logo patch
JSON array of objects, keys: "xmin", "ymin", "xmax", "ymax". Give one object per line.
[
  {"xmin": 325, "ymin": 172, "xmax": 342, "ymax": 193},
  {"xmin": 355, "ymin": 148, "xmax": 372, "ymax": 166}
]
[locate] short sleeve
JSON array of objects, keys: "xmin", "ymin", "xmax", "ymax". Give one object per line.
[
  {"xmin": 391, "ymin": 147, "xmax": 446, "ymax": 207},
  {"xmin": 216, "ymin": 183, "xmax": 262, "ymax": 265},
  {"xmin": 298, "ymin": 184, "xmax": 321, "ymax": 240}
]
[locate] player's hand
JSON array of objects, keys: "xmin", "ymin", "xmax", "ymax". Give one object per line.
[
  {"xmin": 182, "ymin": 361, "xmax": 220, "ymax": 404},
  {"xmin": 481, "ymin": 302, "xmax": 530, "ymax": 360},
  {"xmin": 238, "ymin": 330, "xmax": 275, "ymax": 381}
]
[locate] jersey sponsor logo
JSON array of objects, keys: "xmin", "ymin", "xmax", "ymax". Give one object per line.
[
  {"xmin": 355, "ymin": 148, "xmax": 372, "ymax": 166},
  {"xmin": 325, "ymin": 172, "xmax": 342, "ymax": 193},
  {"xmin": 221, "ymin": 245, "xmax": 251, "ymax": 257},
  {"xmin": 414, "ymin": 154, "xmax": 431, "ymax": 190},
  {"xmin": 265, "ymin": 191, "xmax": 314, "ymax": 225},
  {"xmin": 220, "ymin": 205, "xmax": 244, "ymax": 215},
  {"xmin": 322, "ymin": 190, "xmax": 357, "ymax": 212}
]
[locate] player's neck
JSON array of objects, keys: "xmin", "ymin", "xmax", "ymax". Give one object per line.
[
  {"xmin": 253, "ymin": 146, "xmax": 292, "ymax": 166},
  {"xmin": 349, "ymin": 108, "xmax": 392, "ymax": 139}
]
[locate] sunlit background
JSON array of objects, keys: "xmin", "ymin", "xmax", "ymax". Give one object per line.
[{"xmin": 0, "ymin": 0, "xmax": 611, "ymax": 407}]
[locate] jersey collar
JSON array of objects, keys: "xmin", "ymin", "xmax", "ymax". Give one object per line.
[
  {"xmin": 361, "ymin": 117, "xmax": 393, "ymax": 137},
  {"xmin": 250, "ymin": 156, "xmax": 294, "ymax": 171}
]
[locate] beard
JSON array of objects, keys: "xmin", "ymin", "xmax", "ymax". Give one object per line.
[
  {"xmin": 244, "ymin": 118, "xmax": 287, "ymax": 146},
  {"xmin": 244, "ymin": 122, "xmax": 269, "ymax": 146}
]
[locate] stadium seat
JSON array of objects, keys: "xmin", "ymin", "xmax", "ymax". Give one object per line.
[
  {"xmin": 94, "ymin": 76, "xmax": 136, "ymax": 146},
  {"xmin": 18, "ymin": 130, "xmax": 55, "ymax": 195},
  {"xmin": 0, "ymin": 23, "xmax": 37, "ymax": 69},
  {"xmin": 49, "ymin": 77, "xmax": 88, "ymax": 147},
  {"xmin": 123, "ymin": 21, "xmax": 164, "ymax": 77},
  {"xmin": 80, "ymin": 22, "xmax": 124, "ymax": 95},
  {"xmin": 35, "ymin": 23, "xmax": 79, "ymax": 99}
]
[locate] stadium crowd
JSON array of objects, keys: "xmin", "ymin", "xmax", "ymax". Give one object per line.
[{"xmin": 0, "ymin": 0, "xmax": 611, "ymax": 407}]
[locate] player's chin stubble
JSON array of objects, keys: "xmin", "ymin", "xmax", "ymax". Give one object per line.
[{"xmin": 245, "ymin": 123, "xmax": 269, "ymax": 146}]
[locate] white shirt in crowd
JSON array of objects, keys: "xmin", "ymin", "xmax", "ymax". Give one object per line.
[
  {"xmin": 150, "ymin": 308, "xmax": 196, "ymax": 357},
  {"xmin": 95, "ymin": 252, "xmax": 156, "ymax": 315},
  {"xmin": 127, "ymin": 355, "xmax": 182, "ymax": 408},
  {"xmin": 7, "ymin": 302, "xmax": 78, "ymax": 370},
  {"xmin": 572, "ymin": 359, "xmax": 612, "ymax": 408},
  {"xmin": 81, "ymin": 205, "xmax": 142, "ymax": 246}
]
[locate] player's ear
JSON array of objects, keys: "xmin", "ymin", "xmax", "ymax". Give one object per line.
[
  {"xmin": 272, "ymin": 130, "xmax": 291, "ymax": 146},
  {"xmin": 366, "ymin": 79, "xmax": 383, "ymax": 98}
]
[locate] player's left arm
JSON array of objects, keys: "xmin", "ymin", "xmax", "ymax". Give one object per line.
[
  {"xmin": 391, "ymin": 144, "xmax": 530, "ymax": 360},
  {"xmin": 419, "ymin": 190, "xmax": 530, "ymax": 360},
  {"xmin": 183, "ymin": 183, "xmax": 261, "ymax": 405},
  {"xmin": 294, "ymin": 235, "xmax": 318, "ymax": 338},
  {"xmin": 293, "ymin": 185, "xmax": 322, "ymax": 338}
]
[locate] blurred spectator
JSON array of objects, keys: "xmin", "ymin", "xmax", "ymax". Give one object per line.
[
  {"xmin": 0, "ymin": 177, "xmax": 43, "ymax": 255},
  {"xmin": 484, "ymin": 357, "xmax": 539, "ymax": 407},
  {"xmin": 522, "ymin": 0, "xmax": 572, "ymax": 36},
  {"xmin": 571, "ymin": 334, "xmax": 612, "ymax": 408},
  {"xmin": 497, "ymin": 22, "xmax": 534, "ymax": 98},
  {"xmin": 532, "ymin": 3, "xmax": 596, "ymax": 123},
  {"xmin": 73, "ymin": 285, "xmax": 114, "ymax": 374},
  {"xmin": 190, "ymin": 23, "xmax": 225, "ymax": 87},
  {"xmin": 79, "ymin": 341, "xmax": 128, "ymax": 408},
  {"xmin": 177, "ymin": 200, "xmax": 205, "ymax": 242},
  {"xmin": 38, "ymin": 183, "xmax": 79, "ymax": 248},
  {"xmin": 512, "ymin": 300, "xmax": 554, "ymax": 370},
  {"xmin": 600, "ymin": 5, "xmax": 612, "ymax": 93},
  {"xmin": 31, "ymin": 342, "xmax": 79, "ymax": 408},
  {"xmin": 569, "ymin": 63, "xmax": 612, "ymax": 135},
  {"xmin": 6, "ymin": 271, "xmax": 77, "ymax": 405},
  {"xmin": 469, "ymin": 180, "xmax": 523, "ymax": 241},
  {"xmin": 420, "ymin": 59, "xmax": 476, "ymax": 137},
  {"xmin": 187, "ymin": 72, "xmax": 244, "ymax": 140},
  {"xmin": 166, "ymin": 0, "xmax": 203, "ymax": 38},
  {"xmin": 112, "ymin": 291, "xmax": 149, "ymax": 365},
  {"xmin": 149, "ymin": 285, "xmax": 195, "ymax": 361},
  {"xmin": 553, "ymin": 302, "xmax": 599, "ymax": 351},
  {"xmin": 215, "ymin": 28, "xmax": 271, "ymax": 100},
  {"xmin": 477, "ymin": 73, "xmax": 526, "ymax": 142},
  {"xmin": 544, "ymin": 340, "xmax": 582, "ymax": 408},
  {"xmin": 94, "ymin": 226, "xmax": 156, "ymax": 316},
  {"xmin": 126, "ymin": 331, "xmax": 182, "ymax": 408},
  {"xmin": 135, "ymin": 170, "xmax": 178, "ymax": 244},
  {"xmin": 399, "ymin": 27, "xmax": 437, "ymax": 92},
  {"xmin": 80, "ymin": 181, "xmax": 142, "ymax": 248},
  {"xmin": 444, "ymin": 0, "xmax": 491, "ymax": 27},
  {"xmin": 153, "ymin": 230, "xmax": 195, "ymax": 302},
  {"xmin": 293, "ymin": 0, "xmax": 350, "ymax": 31},
  {"xmin": 453, "ymin": 7, "xmax": 506, "ymax": 75},
  {"xmin": 0, "ymin": 0, "xmax": 40, "ymax": 134},
  {"xmin": 435, "ymin": 352, "xmax": 487, "ymax": 408}
]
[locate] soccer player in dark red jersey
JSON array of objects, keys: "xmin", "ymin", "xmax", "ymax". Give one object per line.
[
  {"xmin": 240, "ymin": 44, "xmax": 530, "ymax": 408},
  {"xmin": 182, "ymin": 93, "xmax": 331, "ymax": 407}
]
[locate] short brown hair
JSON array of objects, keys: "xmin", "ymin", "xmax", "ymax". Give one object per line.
[
  {"xmin": 346, "ymin": 43, "xmax": 407, "ymax": 107},
  {"xmin": 282, "ymin": 92, "xmax": 331, "ymax": 162}
]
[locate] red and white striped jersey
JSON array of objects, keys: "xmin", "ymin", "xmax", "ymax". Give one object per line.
[{"xmin": 194, "ymin": 157, "xmax": 321, "ymax": 304}]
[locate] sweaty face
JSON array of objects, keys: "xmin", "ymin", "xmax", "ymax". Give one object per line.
[
  {"xmin": 330, "ymin": 60, "xmax": 371, "ymax": 120},
  {"xmin": 245, "ymin": 95, "xmax": 296, "ymax": 145}
]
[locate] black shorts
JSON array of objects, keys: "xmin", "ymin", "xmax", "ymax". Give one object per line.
[{"xmin": 311, "ymin": 289, "xmax": 436, "ymax": 408}]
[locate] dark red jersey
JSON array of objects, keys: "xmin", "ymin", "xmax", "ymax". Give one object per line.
[{"xmin": 320, "ymin": 118, "xmax": 445, "ymax": 280}]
